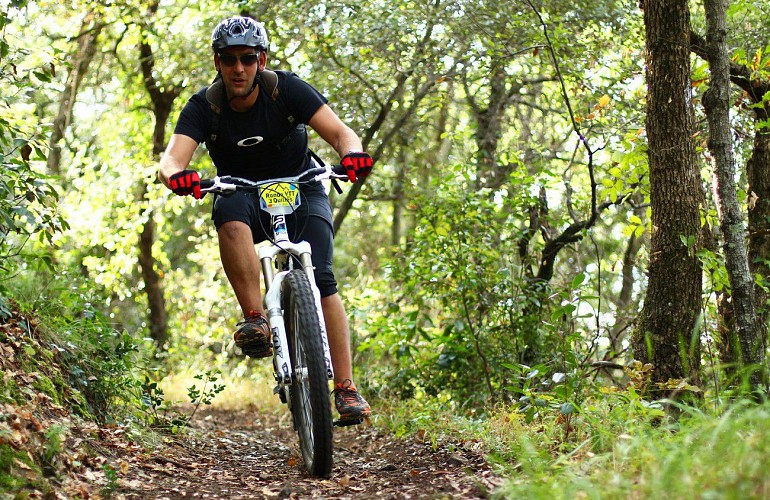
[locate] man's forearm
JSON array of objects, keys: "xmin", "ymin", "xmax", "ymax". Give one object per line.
[
  {"xmin": 158, "ymin": 157, "xmax": 182, "ymax": 187},
  {"xmin": 334, "ymin": 127, "xmax": 364, "ymax": 158}
]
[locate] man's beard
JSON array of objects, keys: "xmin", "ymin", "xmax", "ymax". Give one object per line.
[{"xmin": 226, "ymin": 76, "xmax": 256, "ymax": 99}]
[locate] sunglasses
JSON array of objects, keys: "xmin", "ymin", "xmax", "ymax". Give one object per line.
[{"xmin": 218, "ymin": 53, "xmax": 260, "ymax": 67}]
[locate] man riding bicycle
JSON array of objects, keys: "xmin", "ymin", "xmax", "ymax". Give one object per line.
[{"xmin": 158, "ymin": 16, "xmax": 372, "ymax": 422}]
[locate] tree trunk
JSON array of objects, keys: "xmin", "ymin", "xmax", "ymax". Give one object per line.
[
  {"xmin": 746, "ymin": 98, "xmax": 770, "ymax": 376},
  {"xmin": 608, "ymin": 211, "xmax": 645, "ymax": 353},
  {"xmin": 474, "ymin": 66, "xmax": 514, "ymax": 190},
  {"xmin": 702, "ymin": 0, "xmax": 763, "ymax": 387},
  {"xmin": 47, "ymin": 13, "xmax": 101, "ymax": 176},
  {"xmin": 136, "ymin": 3, "xmax": 182, "ymax": 347},
  {"xmin": 633, "ymin": 0, "xmax": 703, "ymax": 394},
  {"xmin": 138, "ymin": 217, "xmax": 167, "ymax": 346}
]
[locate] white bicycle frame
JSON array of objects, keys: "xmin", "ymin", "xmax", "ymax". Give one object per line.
[
  {"xmin": 201, "ymin": 171, "xmax": 338, "ymax": 387},
  {"xmin": 260, "ymin": 218, "xmax": 334, "ymax": 385}
]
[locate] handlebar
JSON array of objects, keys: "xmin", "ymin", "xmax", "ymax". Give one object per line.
[{"xmin": 200, "ymin": 163, "xmax": 348, "ymax": 195}]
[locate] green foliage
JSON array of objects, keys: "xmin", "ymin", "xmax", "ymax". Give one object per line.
[
  {"xmin": 359, "ymin": 166, "xmax": 599, "ymax": 407},
  {"xmin": 496, "ymin": 399, "xmax": 770, "ymax": 499},
  {"xmin": 0, "ymin": 13, "xmax": 68, "ymax": 286},
  {"xmin": 6, "ymin": 268, "xmax": 142, "ymax": 422},
  {"xmin": 606, "ymin": 129, "xmax": 649, "ymax": 208},
  {"xmin": 1, "ymin": 0, "xmax": 768, "ymax": 496},
  {"xmin": 39, "ymin": 425, "xmax": 66, "ymax": 476},
  {"xmin": 138, "ymin": 369, "xmax": 226, "ymax": 432},
  {"xmin": 0, "ymin": 443, "xmax": 49, "ymax": 495},
  {"xmin": 376, "ymin": 384, "xmax": 770, "ymax": 499},
  {"xmin": 101, "ymin": 462, "xmax": 119, "ymax": 496}
]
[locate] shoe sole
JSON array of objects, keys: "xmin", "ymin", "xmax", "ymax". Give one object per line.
[
  {"xmin": 235, "ymin": 337, "xmax": 272, "ymax": 358},
  {"xmin": 337, "ymin": 409, "xmax": 372, "ymax": 420}
]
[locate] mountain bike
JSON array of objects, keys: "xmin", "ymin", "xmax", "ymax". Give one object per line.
[{"xmin": 200, "ymin": 164, "xmax": 355, "ymax": 478}]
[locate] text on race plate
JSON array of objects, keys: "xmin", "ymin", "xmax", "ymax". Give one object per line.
[{"xmin": 259, "ymin": 182, "xmax": 301, "ymax": 210}]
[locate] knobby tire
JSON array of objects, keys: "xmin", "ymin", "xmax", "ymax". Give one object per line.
[{"xmin": 282, "ymin": 270, "xmax": 333, "ymax": 477}]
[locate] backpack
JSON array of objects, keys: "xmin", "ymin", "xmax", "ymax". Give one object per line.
[{"xmin": 204, "ymin": 69, "xmax": 302, "ymax": 149}]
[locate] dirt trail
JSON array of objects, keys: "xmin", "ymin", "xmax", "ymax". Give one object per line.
[
  {"xmin": 112, "ymin": 407, "xmax": 502, "ymax": 499},
  {"xmin": 1, "ymin": 308, "xmax": 501, "ymax": 498}
]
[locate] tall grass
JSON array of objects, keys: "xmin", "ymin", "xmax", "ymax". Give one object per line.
[
  {"xmin": 496, "ymin": 400, "xmax": 770, "ymax": 499},
  {"xmin": 375, "ymin": 388, "xmax": 770, "ymax": 499}
]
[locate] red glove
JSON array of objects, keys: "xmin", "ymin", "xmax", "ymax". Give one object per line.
[
  {"xmin": 168, "ymin": 170, "xmax": 201, "ymax": 199},
  {"xmin": 341, "ymin": 152, "xmax": 373, "ymax": 183}
]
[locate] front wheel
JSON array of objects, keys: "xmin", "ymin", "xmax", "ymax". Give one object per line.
[{"xmin": 282, "ymin": 270, "xmax": 333, "ymax": 477}]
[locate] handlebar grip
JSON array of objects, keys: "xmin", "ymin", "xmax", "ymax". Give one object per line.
[
  {"xmin": 332, "ymin": 164, "xmax": 347, "ymax": 176},
  {"xmin": 200, "ymin": 179, "xmax": 215, "ymax": 189},
  {"xmin": 302, "ymin": 166, "xmax": 327, "ymax": 179}
]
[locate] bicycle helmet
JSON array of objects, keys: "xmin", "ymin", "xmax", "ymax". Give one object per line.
[{"xmin": 211, "ymin": 17, "xmax": 268, "ymax": 52}]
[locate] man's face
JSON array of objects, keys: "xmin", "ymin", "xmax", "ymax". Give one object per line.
[{"xmin": 215, "ymin": 46, "xmax": 265, "ymax": 99}]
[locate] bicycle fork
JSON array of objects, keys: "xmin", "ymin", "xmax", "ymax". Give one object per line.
[{"xmin": 259, "ymin": 241, "xmax": 335, "ymax": 386}]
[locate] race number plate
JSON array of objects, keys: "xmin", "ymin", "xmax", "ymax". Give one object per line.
[{"xmin": 259, "ymin": 182, "xmax": 301, "ymax": 214}]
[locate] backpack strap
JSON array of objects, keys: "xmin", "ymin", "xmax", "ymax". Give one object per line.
[
  {"xmin": 204, "ymin": 76, "xmax": 225, "ymax": 144},
  {"xmin": 257, "ymin": 69, "xmax": 296, "ymax": 126}
]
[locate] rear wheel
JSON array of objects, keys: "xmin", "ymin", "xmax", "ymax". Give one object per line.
[{"xmin": 282, "ymin": 270, "xmax": 333, "ymax": 477}]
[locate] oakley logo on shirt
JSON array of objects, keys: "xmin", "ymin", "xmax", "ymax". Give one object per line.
[{"xmin": 237, "ymin": 136, "xmax": 264, "ymax": 147}]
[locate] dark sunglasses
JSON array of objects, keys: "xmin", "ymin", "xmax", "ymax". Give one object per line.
[{"xmin": 218, "ymin": 53, "xmax": 260, "ymax": 67}]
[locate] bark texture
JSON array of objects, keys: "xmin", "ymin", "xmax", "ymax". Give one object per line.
[
  {"xmin": 746, "ymin": 103, "xmax": 770, "ymax": 370},
  {"xmin": 702, "ymin": 0, "xmax": 763, "ymax": 386},
  {"xmin": 633, "ymin": 0, "xmax": 703, "ymax": 391}
]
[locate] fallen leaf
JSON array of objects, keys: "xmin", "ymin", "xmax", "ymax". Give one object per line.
[{"xmin": 13, "ymin": 458, "xmax": 31, "ymax": 470}]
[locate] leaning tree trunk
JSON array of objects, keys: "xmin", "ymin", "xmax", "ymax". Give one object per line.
[
  {"xmin": 47, "ymin": 12, "xmax": 101, "ymax": 176},
  {"xmin": 633, "ymin": 0, "xmax": 703, "ymax": 395},
  {"xmin": 689, "ymin": 32, "xmax": 770, "ymax": 387},
  {"xmin": 703, "ymin": 0, "xmax": 763, "ymax": 388}
]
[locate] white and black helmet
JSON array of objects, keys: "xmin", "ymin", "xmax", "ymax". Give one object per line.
[{"xmin": 211, "ymin": 17, "xmax": 268, "ymax": 52}]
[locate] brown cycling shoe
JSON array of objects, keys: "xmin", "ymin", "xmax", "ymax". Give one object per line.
[
  {"xmin": 333, "ymin": 379, "xmax": 372, "ymax": 421},
  {"xmin": 233, "ymin": 310, "xmax": 272, "ymax": 358}
]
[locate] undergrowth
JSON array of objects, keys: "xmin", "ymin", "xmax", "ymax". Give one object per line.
[
  {"xmin": 0, "ymin": 267, "xmax": 231, "ymax": 496},
  {"xmin": 375, "ymin": 386, "xmax": 770, "ymax": 499}
]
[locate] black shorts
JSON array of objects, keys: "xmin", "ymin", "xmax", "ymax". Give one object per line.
[{"xmin": 212, "ymin": 181, "xmax": 338, "ymax": 297}]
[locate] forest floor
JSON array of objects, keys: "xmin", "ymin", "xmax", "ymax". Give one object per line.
[
  {"xmin": 1, "ymin": 307, "xmax": 503, "ymax": 498},
  {"xmin": 107, "ymin": 405, "xmax": 502, "ymax": 499}
]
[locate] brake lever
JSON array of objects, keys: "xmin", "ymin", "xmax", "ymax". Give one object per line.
[
  {"xmin": 330, "ymin": 164, "xmax": 348, "ymax": 194},
  {"xmin": 200, "ymin": 176, "xmax": 237, "ymax": 196}
]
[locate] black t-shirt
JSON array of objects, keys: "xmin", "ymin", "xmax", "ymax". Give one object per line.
[{"xmin": 174, "ymin": 71, "xmax": 328, "ymax": 180}]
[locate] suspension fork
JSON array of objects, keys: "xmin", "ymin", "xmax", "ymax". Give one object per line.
[
  {"xmin": 297, "ymin": 252, "xmax": 334, "ymax": 381},
  {"xmin": 259, "ymin": 243, "xmax": 334, "ymax": 382}
]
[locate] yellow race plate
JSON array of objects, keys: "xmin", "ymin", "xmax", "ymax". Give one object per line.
[{"xmin": 259, "ymin": 182, "xmax": 300, "ymax": 213}]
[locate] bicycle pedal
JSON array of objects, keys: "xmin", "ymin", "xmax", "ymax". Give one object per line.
[{"xmin": 333, "ymin": 417, "xmax": 366, "ymax": 427}]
